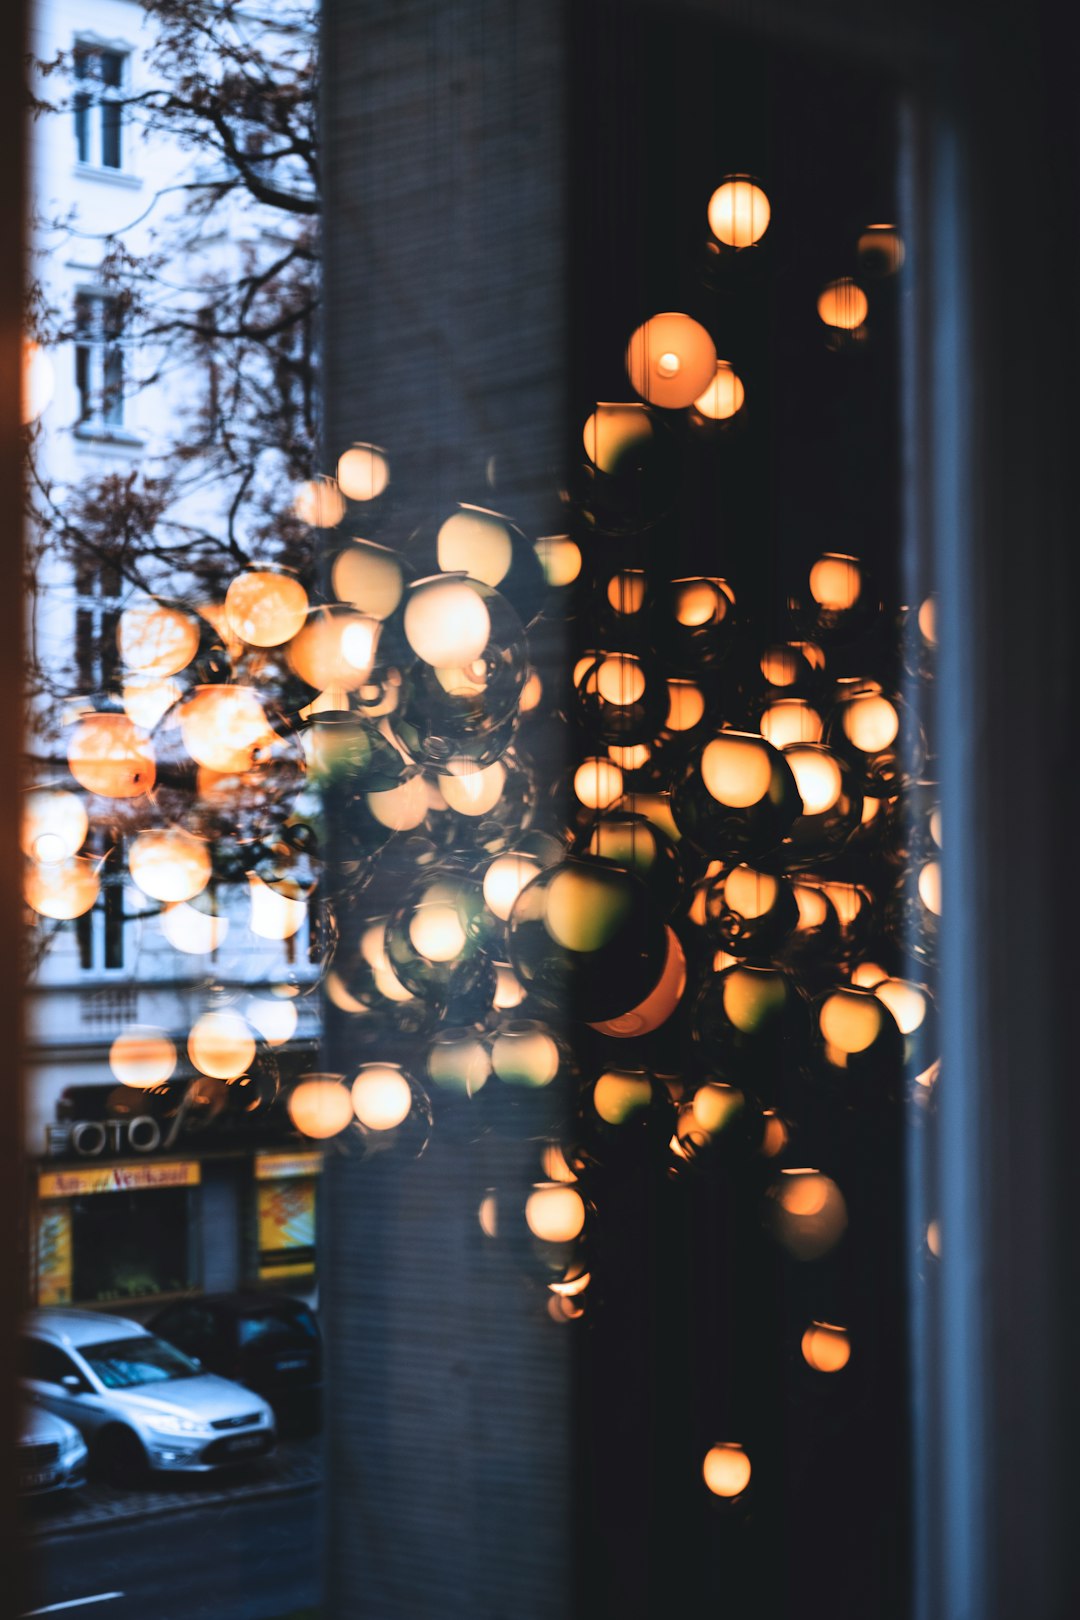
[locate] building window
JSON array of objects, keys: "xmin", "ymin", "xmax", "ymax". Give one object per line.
[
  {"xmin": 74, "ymin": 44, "xmax": 127, "ymax": 171},
  {"xmin": 74, "ymin": 292, "xmax": 125, "ymax": 429}
]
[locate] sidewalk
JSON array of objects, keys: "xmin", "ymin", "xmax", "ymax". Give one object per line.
[{"xmin": 23, "ymin": 1433, "xmax": 321, "ymax": 1537}]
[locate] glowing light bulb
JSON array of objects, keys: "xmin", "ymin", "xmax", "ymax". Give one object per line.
[
  {"xmin": 336, "ymin": 442, "xmax": 389, "ymax": 501},
  {"xmin": 67, "ymin": 713, "xmax": 155, "ymax": 799},
  {"xmin": 809, "ymin": 554, "xmax": 862, "ymax": 611},
  {"xmin": 701, "ymin": 734, "xmax": 772, "ymax": 807},
  {"xmin": 693, "ymin": 359, "xmax": 745, "ymax": 420},
  {"xmin": 288, "ymin": 1076, "xmax": 352, "ymax": 1139},
  {"xmin": 403, "ymin": 577, "xmax": 491, "ymax": 667},
  {"xmin": 22, "ymin": 789, "xmax": 88, "ymax": 864},
  {"xmin": 707, "ymin": 177, "xmax": 771, "ymax": 247},
  {"xmin": 225, "ymin": 570, "xmax": 308, "ymax": 648},
  {"xmin": 801, "ymin": 1322, "xmax": 851, "ymax": 1373},
  {"xmin": 188, "ymin": 1010, "xmax": 255, "ymax": 1080},
  {"xmin": 129, "ymin": 829, "xmax": 212, "ymax": 903},
  {"xmin": 703, "ymin": 1442, "xmax": 752, "ymax": 1498},
  {"xmin": 109, "ymin": 1026, "xmax": 177, "ymax": 1090},
  {"xmin": 118, "ymin": 599, "xmax": 200, "ymax": 677},
  {"xmin": 525, "ymin": 1184, "xmax": 586, "ymax": 1243},
  {"xmin": 625, "ymin": 313, "xmax": 717, "ymax": 409},
  {"xmin": 818, "ymin": 278, "xmax": 868, "ymax": 330},
  {"xmin": 483, "ymin": 853, "xmax": 541, "ymax": 921},
  {"xmin": 25, "ymin": 856, "xmax": 100, "ymax": 919},
  {"xmin": 179, "ymin": 686, "xmax": 274, "ymax": 775},
  {"xmin": 351, "ymin": 1065, "xmax": 413, "ymax": 1130},
  {"xmin": 582, "ymin": 403, "xmax": 653, "ymax": 473}
]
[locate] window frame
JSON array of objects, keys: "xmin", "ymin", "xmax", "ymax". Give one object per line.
[{"xmin": 72, "ymin": 39, "xmax": 130, "ymax": 175}]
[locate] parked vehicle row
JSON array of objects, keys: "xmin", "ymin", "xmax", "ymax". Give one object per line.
[{"xmin": 17, "ymin": 1291, "xmax": 322, "ymax": 1493}]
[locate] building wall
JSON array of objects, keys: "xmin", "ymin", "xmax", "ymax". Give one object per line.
[
  {"xmin": 26, "ymin": 0, "xmax": 321, "ymax": 1307},
  {"xmin": 320, "ymin": 4, "xmax": 573, "ymax": 1616}
]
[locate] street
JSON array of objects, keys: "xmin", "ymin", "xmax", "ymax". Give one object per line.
[{"xmin": 21, "ymin": 1484, "xmax": 321, "ymax": 1620}]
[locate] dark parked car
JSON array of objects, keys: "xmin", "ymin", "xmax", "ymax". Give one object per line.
[{"xmin": 150, "ymin": 1293, "xmax": 322, "ymax": 1430}]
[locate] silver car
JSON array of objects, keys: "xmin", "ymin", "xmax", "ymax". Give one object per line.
[
  {"xmin": 20, "ymin": 1309, "xmax": 277, "ymax": 1481},
  {"xmin": 17, "ymin": 1401, "xmax": 87, "ymax": 1497}
]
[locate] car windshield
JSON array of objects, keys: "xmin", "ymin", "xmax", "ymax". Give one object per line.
[
  {"xmin": 237, "ymin": 1306, "xmax": 319, "ymax": 1348},
  {"xmin": 81, "ymin": 1336, "xmax": 202, "ymax": 1389}
]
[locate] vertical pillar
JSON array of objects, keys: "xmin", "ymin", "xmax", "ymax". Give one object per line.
[{"xmin": 320, "ymin": 6, "xmax": 571, "ymax": 1616}]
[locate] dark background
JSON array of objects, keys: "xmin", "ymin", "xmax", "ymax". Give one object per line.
[{"xmin": 566, "ymin": 7, "xmax": 909, "ymax": 1617}]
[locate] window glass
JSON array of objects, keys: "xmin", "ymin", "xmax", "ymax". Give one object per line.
[
  {"xmin": 81, "ymin": 1335, "xmax": 201, "ymax": 1388},
  {"xmin": 237, "ymin": 1306, "xmax": 320, "ymax": 1348},
  {"xmin": 73, "ymin": 46, "xmax": 125, "ymax": 170},
  {"xmin": 18, "ymin": 1337, "xmax": 84, "ymax": 1387}
]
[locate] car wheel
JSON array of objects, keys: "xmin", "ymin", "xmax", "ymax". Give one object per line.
[{"xmin": 94, "ymin": 1426, "xmax": 147, "ymax": 1487}]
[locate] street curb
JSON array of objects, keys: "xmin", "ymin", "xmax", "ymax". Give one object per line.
[{"xmin": 25, "ymin": 1471, "xmax": 320, "ymax": 1540}]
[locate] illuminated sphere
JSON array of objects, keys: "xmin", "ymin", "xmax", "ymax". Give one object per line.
[
  {"xmin": 288, "ymin": 605, "xmax": 382, "ymax": 691},
  {"xmin": 574, "ymin": 651, "xmax": 665, "ymax": 746},
  {"xmin": 436, "ymin": 508, "xmax": 516, "ymax": 589},
  {"xmin": 693, "ymin": 360, "xmax": 745, "ymax": 421},
  {"xmin": 703, "ymin": 865, "xmax": 798, "ymax": 959},
  {"xmin": 703, "ymin": 1442, "xmax": 752, "ymax": 1498},
  {"xmin": 673, "ymin": 732, "xmax": 800, "ymax": 860},
  {"xmin": 534, "ymin": 535, "xmax": 582, "ymax": 589},
  {"xmin": 404, "ymin": 574, "xmax": 491, "ymax": 667},
  {"xmin": 625, "ymin": 312, "xmax": 717, "ymax": 409},
  {"xmin": 508, "ymin": 858, "xmax": 667, "ymax": 1023},
  {"xmin": 331, "ymin": 539, "xmax": 406, "ymax": 620},
  {"xmin": 586, "ymin": 813, "xmax": 685, "ymax": 917},
  {"xmin": 778, "ymin": 743, "xmax": 862, "ymax": 867},
  {"xmin": 68, "ymin": 713, "xmax": 155, "ymax": 799},
  {"xmin": 385, "ymin": 876, "xmax": 487, "ymax": 1002},
  {"xmin": 248, "ymin": 873, "xmax": 308, "ymax": 941},
  {"xmin": 816, "ymin": 985, "xmax": 902, "ymax": 1078},
  {"xmin": 288, "ymin": 1075, "xmax": 353, "ymax": 1139},
  {"xmin": 692, "ymin": 963, "xmax": 808, "ymax": 1087},
  {"xmin": 582, "ymin": 403, "xmax": 654, "ymax": 475},
  {"xmin": 426, "ymin": 1030, "xmax": 492, "ymax": 1097},
  {"xmin": 810, "ymin": 552, "xmax": 863, "ymax": 614},
  {"xmin": 294, "ymin": 475, "xmax": 345, "ymax": 528},
  {"xmin": 123, "ymin": 675, "xmax": 184, "ymax": 732},
  {"xmin": 589, "ymin": 1067, "xmax": 667, "ymax": 1132},
  {"xmin": 707, "ymin": 177, "xmax": 770, "ymax": 248},
  {"xmin": 109, "ymin": 1025, "xmax": 177, "ymax": 1089},
  {"xmin": 178, "ymin": 685, "xmax": 275, "ymax": 776},
  {"xmin": 589, "ymin": 926, "xmax": 687, "ymax": 1038},
  {"xmin": 129, "ymin": 828, "xmax": 212, "ymax": 903},
  {"xmin": 118, "ymin": 599, "xmax": 200, "ymax": 677},
  {"xmin": 525, "ymin": 1183, "xmax": 586, "ymax": 1244},
  {"xmin": 351, "ymin": 1064, "xmax": 415, "ymax": 1131},
  {"xmin": 22, "ymin": 788, "xmax": 88, "ymax": 864},
  {"xmin": 25, "ymin": 855, "xmax": 100, "ymax": 920},
  {"xmin": 188, "ymin": 1009, "xmax": 256, "ymax": 1080},
  {"xmin": 660, "ymin": 576, "xmax": 737, "ymax": 672},
  {"xmin": 336, "ymin": 442, "xmax": 389, "ymax": 501},
  {"xmin": 857, "ymin": 224, "xmax": 905, "ymax": 277},
  {"xmin": 22, "ymin": 339, "xmax": 55, "ymax": 424},
  {"xmin": 817, "ymin": 278, "xmax": 868, "ymax": 330},
  {"xmin": 778, "ymin": 882, "xmax": 842, "ymax": 970},
  {"xmin": 824, "ymin": 686, "xmax": 924, "ymax": 797},
  {"xmin": 771, "ymin": 1170, "xmax": 848, "ymax": 1260},
  {"xmin": 801, "ymin": 1321, "xmax": 851, "ymax": 1373},
  {"xmin": 225, "ymin": 568, "xmax": 309, "ymax": 648},
  {"xmin": 573, "ymin": 756, "xmax": 624, "ymax": 812},
  {"xmin": 760, "ymin": 699, "xmax": 822, "ymax": 749}
]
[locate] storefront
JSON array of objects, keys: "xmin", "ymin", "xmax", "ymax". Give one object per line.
[{"xmin": 30, "ymin": 1089, "xmax": 324, "ymax": 1310}]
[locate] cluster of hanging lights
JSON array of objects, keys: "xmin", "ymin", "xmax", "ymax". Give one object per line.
[{"xmin": 23, "ymin": 167, "xmax": 931, "ymax": 1505}]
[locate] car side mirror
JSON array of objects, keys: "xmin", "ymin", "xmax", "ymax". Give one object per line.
[{"xmin": 60, "ymin": 1374, "xmax": 83, "ymax": 1394}]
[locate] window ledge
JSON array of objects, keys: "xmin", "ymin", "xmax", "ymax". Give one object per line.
[
  {"xmin": 74, "ymin": 423, "xmax": 145, "ymax": 449},
  {"xmin": 73, "ymin": 163, "xmax": 143, "ymax": 191}
]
